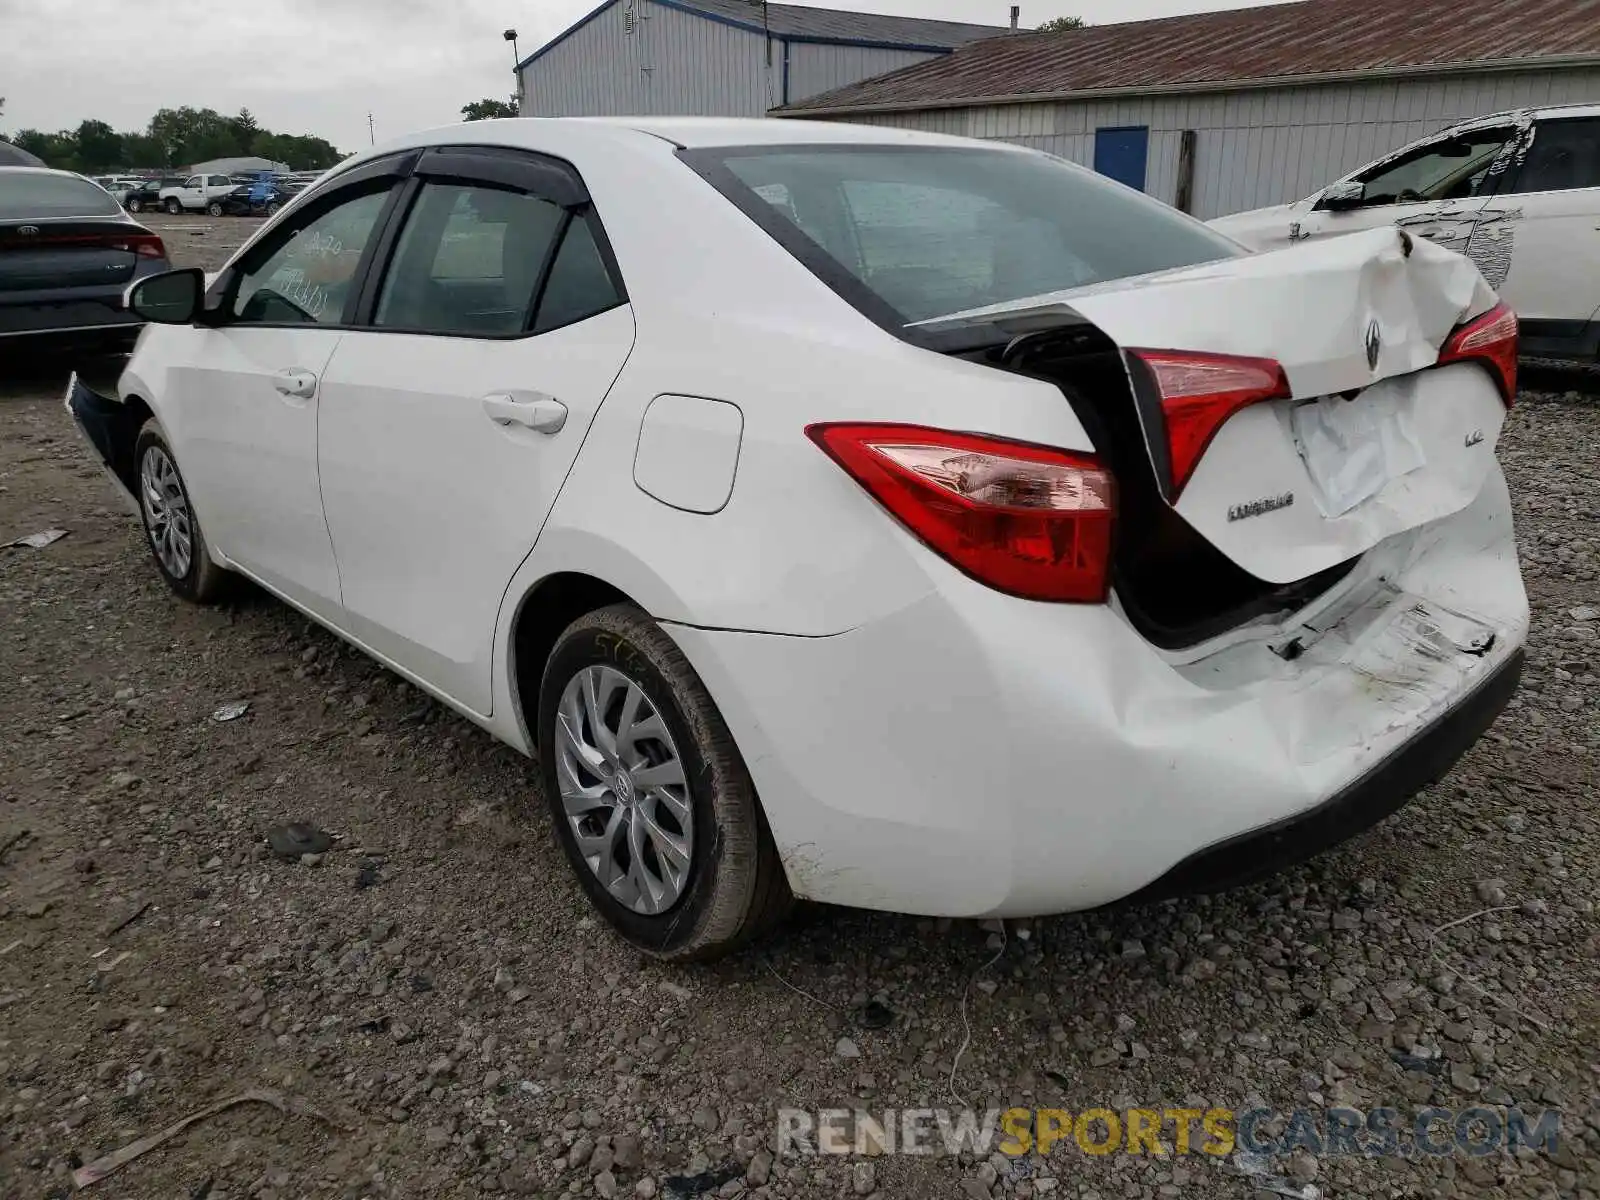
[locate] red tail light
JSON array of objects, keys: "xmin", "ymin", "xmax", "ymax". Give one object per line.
[
  {"xmin": 1127, "ymin": 349, "xmax": 1291, "ymax": 498},
  {"xmin": 1438, "ymin": 301, "xmax": 1517, "ymax": 406},
  {"xmin": 806, "ymin": 423, "xmax": 1115, "ymax": 603},
  {"xmin": 120, "ymin": 233, "xmax": 167, "ymax": 260}
]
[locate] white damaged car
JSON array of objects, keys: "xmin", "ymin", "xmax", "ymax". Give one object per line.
[
  {"xmin": 69, "ymin": 119, "xmax": 1527, "ymax": 960},
  {"xmin": 1211, "ymin": 104, "xmax": 1600, "ymax": 362}
]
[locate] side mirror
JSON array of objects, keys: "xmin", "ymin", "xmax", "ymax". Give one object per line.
[
  {"xmin": 1318, "ymin": 180, "xmax": 1365, "ymax": 212},
  {"xmin": 127, "ymin": 268, "xmax": 203, "ymax": 324}
]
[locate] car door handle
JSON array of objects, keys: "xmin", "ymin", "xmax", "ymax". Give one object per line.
[
  {"xmin": 482, "ymin": 392, "xmax": 567, "ymax": 434},
  {"xmin": 272, "ymin": 369, "xmax": 318, "ymax": 399}
]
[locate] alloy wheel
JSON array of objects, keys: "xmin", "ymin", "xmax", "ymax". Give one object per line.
[
  {"xmin": 554, "ymin": 665, "xmax": 693, "ymax": 915},
  {"xmin": 140, "ymin": 445, "xmax": 193, "ymax": 579}
]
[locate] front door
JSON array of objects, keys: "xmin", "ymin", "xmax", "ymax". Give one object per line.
[
  {"xmin": 168, "ymin": 180, "xmax": 398, "ymax": 619},
  {"xmin": 1291, "ymin": 125, "xmax": 1517, "ymax": 256},
  {"xmin": 1094, "ymin": 127, "xmax": 1148, "ymax": 192},
  {"xmin": 315, "ymin": 159, "xmax": 635, "ymax": 714}
]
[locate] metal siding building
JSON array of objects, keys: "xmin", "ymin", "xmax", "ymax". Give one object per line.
[
  {"xmin": 517, "ymin": 0, "xmax": 1005, "ymax": 119},
  {"xmin": 778, "ymin": 0, "xmax": 1600, "ymax": 219}
]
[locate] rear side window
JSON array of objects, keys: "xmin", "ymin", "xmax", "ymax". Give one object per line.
[
  {"xmin": 1511, "ymin": 118, "xmax": 1600, "ymax": 193},
  {"xmin": 0, "ymin": 173, "xmax": 122, "ymax": 219},
  {"xmin": 372, "ymin": 179, "xmax": 623, "ymax": 337},
  {"xmin": 374, "ymin": 182, "xmax": 565, "ymax": 335},
  {"xmin": 535, "ymin": 213, "xmax": 622, "ymax": 332},
  {"xmin": 685, "ymin": 145, "xmax": 1238, "ymax": 330}
]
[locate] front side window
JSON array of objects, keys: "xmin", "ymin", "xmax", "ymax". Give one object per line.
[
  {"xmin": 1352, "ymin": 129, "xmax": 1514, "ymax": 207},
  {"xmin": 1510, "ymin": 118, "xmax": 1600, "ymax": 193},
  {"xmin": 183, "ymin": 176, "xmax": 201, "ymax": 188},
  {"xmin": 231, "ymin": 188, "xmax": 390, "ymax": 325},
  {"xmin": 688, "ymin": 145, "xmax": 1238, "ymax": 329}
]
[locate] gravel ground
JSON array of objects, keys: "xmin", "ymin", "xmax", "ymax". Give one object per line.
[{"xmin": 1, "ymin": 217, "xmax": 1597, "ymax": 1200}]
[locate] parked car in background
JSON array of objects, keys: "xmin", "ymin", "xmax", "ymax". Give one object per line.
[
  {"xmin": 159, "ymin": 173, "xmax": 238, "ymax": 215},
  {"xmin": 2, "ymin": 167, "xmax": 171, "ymax": 352},
  {"xmin": 123, "ymin": 178, "xmax": 187, "ymax": 214},
  {"xmin": 69, "ymin": 119, "xmax": 1526, "ymax": 960},
  {"xmin": 218, "ymin": 177, "xmax": 301, "ymax": 216},
  {"xmin": 1211, "ymin": 104, "xmax": 1600, "ymax": 361},
  {"xmin": 91, "ymin": 176, "xmax": 144, "ymax": 203}
]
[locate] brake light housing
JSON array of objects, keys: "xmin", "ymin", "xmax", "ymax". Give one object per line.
[
  {"xmin": 1126, "ymin": 349, "xmax": 1291, "ymax": 500},
  {"xmin": 806, "ymin": 423, "xmax": 1115, "ymax": 603},
  {"xmin": 1438, "ymin": 301, "xmax": 1517, "ymax": 405},
  {"xmin": 120, "ymin": 233, "xmax": 168, "ymax": 260}
]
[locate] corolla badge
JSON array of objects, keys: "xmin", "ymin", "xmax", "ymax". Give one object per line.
[{"xmin": 1364, "ymin": 318, "xmax": 1382, "ymax": 371}]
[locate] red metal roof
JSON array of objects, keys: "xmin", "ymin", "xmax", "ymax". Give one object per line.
[{"xmin": 778, "ymin": 0, "xmax": 1600, "ymax": 114}]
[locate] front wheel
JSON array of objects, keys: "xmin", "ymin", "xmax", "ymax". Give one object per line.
[
  {"xmin": 127, "ymin": 197, "xmax": 144, "ymax": 213},
  {"xmin": 134, "ymin": 423, "xmax": 230, "ymax": 603},
  {"xmin": 206, "ymin": 201, "xmax": 224, "ymax": 217},
  {"xmin": 537, "ymin": 604, "xmax": 791, "ymax": 961},
  {"xmin": 164, "ymin": 197, "xmax": 181, "ymax": 214}
]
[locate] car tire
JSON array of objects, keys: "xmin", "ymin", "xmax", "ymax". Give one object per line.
[
  {"xmin": 207, "ymin": 201, "xmax": 224, "ymax": 217},
  {"xmin": 537, "ymin": 603, "xmax": 792, "ymax": 961},
  {"xmin": 164, "ymin": 197, "xmax": 181, "ymax": 214},
  {"xmin": 133, "ymin": 422, "xmax": 229, "ymax": 604},
  {"xmin": 127, "ymin": 197, "xmax": 143, "ymax": 213},
  {"xmin": 265, "ymin": 201, "xmax": 281, "ymax": 216}
]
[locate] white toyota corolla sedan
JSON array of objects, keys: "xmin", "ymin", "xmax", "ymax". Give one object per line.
[{"xmin": 69, "ymin": 117, "xmax": 1528, "ymax": 961}]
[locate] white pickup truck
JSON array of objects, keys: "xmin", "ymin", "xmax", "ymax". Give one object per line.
[{"xmin": 158, "ymin": 173, "xmax": 238, "ymax": 216}]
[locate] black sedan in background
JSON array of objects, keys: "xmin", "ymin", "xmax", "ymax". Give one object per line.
[
  {"xmin": 1, "ymin": 168, "xmax": 173, "ymax": 354},
  {"xmin": 122, "ymin": 178, "xmax": 187, "ymax": 214}
]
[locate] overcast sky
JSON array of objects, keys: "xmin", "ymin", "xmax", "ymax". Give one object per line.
[{"xmin": 1, "ymin": 0, "xmax": 1280, "ymax": 152}]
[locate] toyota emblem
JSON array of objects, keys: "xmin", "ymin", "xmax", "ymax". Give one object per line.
[
  {"xmin": 1364, "ymin": 318, "xmax": 1382, "ymax": 371},
  {"xmin": 17, "ymin": 225, "xmax": 39, "ymax": 236}
]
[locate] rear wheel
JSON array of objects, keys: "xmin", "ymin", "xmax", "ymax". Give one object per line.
[
  {"xmin": 265, "ymin": 200, "xmax": 281, "ymax": 216},
  {"xmin": 537, "ymin": 604, "xmax": 791, "ymax": 961},
  {"xmin": 134, "ymin": 423, "xmax": 229, "ymax": 604},
  {"xmin": 164, "ymin": 197, "xmax": 181, "ymax": 214}
]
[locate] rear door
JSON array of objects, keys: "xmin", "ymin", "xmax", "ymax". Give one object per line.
[
  {"xmin": 1490, "ymin": 115, "xmax": 1600, "ymax": 330},
  {"xmin": 168, "ymin": 166, "xmax": 405, "ymax": 620},
  {"xmin": 315, "ymin": 146, "xmax": 635, "ymax": 715}
]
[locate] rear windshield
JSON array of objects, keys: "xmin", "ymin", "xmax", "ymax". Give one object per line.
[
  {"xmin": 684, "ymin": 144, "xmax": 1239, "ymax": 336},
  {"xmin": 0, "ymin": 173, "xmax": 122, "ymax": 219}
]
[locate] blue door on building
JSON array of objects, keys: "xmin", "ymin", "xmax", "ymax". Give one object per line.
[{"xmin": 1094, "ymin": 126, "xmax": 1149, "ymax": 192}]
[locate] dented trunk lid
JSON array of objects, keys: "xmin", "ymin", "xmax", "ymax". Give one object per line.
[{"xmin": 920, "ymin": 227, "xmax": 1508, "ymax": 586}]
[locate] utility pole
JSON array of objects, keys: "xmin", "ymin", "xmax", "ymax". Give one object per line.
[{"xmin": 367, "ymin": 112, "xmax": 375, "ymax": 146}]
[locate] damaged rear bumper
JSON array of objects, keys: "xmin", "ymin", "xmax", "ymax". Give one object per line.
[
  {"xmin": 1121, "ymin": 646, "xmax": 1523, "ymax": 904},
  {"xmin": 663, "ymin": 465, "xmax": 1528, "ymax": 918},
  {"xmin": 63, "ymin": 372, "xmax": 141, "ymax": 516}
]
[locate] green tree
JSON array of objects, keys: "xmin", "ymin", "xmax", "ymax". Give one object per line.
[
  {"xmin": 74, "ymin": 119, "xmax": 123, "ymax": 171},
  {"xmin": 461, "ymin": 98, "xmax": 518, "ymax": 121},
  {"xmin": 1036, "ymin": 15, "xmax": 1085, "ymax": 31},
  {"xmin": 227, "ymin": 107, "xmax": 260, "ymax": 156},
  {"xmin": 12, "ymin": 128, "xmax": 77, "ymax": 168}
]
